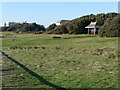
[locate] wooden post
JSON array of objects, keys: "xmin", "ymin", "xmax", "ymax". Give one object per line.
[
  {"xmin": 88, "ymin": 28, "xmax": 89, "ymax": 34},
  {"xmin": 94, "ymin": 28, "xmax": 96, "ymax": 35}
]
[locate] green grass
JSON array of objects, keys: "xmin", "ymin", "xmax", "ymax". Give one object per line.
[{"xmin": 1, "ymin": 32, "xmax": 118, "ymax": 88}]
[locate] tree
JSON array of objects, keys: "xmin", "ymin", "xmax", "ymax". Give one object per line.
[
  {"xmin": 1, "ymin": 22, "xmax": 46, "ymax": 33},
  {"xmin": 46, "ymin": 23, "xmax": 57, "ymax": 31},
  {"xmin": 45, "ymin": 13, "xmax": 119, "ymax": 34},
  {"xmin": 98, "ymin": 15, "xmax": 120, "ymax": 37}
]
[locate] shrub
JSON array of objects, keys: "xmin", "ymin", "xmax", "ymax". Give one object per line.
[
  {"xmin": 98, "ymin": 15, "xmax": 120, "ymax": 37},
  {"xmin": 46, "ymin": 13, "xmax": 119, "ymax": 34},
  {"xmin": 46, "ymin": 23, "xmax": 56, "ymax": 31},
  {"xmin": 1, "ymin": 23, "xmax": 46, "ymax": 33}
]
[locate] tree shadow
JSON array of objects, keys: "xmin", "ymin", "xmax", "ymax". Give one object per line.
[
  {"xmin": 1, "ymin": 51, "xmax": 66, "ymax": 90},
  {"xmin": 63, "ymin": 35, "xmax": 97, "ymax": 39}
]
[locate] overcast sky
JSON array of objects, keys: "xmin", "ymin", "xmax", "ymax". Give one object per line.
[{"xmin": 1, "ymin": 2, "xmax": 118, "ymax": 27}]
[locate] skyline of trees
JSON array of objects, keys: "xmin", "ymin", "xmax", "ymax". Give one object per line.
[{"xmin": 1, "ymin": 12, "xmax": 119, "ymax": 37}]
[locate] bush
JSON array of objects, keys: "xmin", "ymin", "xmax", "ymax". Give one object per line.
[
  {"xmin": 46, "ymin": 23, "xmax": 56, "ymax": 31},
  {"xmin": 46, "ymin": 13, "xmax": 119, "ymax": 34},
  {"xmin": 0, "ymin": 27, "xmax": 9, "ymax": 31},
  {"xmin": 1, "ymin": 23, "xmax": 46, "ymax": 33},
  {"xmin": 98, "ymin": 15, "xmax": 120, "ymax": 37}
]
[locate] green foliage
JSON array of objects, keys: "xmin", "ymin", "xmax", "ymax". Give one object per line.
[
  {"xmin": 99, "ymin": 15, "xmax": 120, "ymax": 37},
  {"xmin": 46, "ymin": 23, "xmax": 56, "ymax": 31},
  {"xmin": 45, "ymin": 13, "xmax": 119, "ymax": 34},
  {"xmin": 0, "ymin": 27, "xmax": 9, "ymax": 31},
  {"xmin": 2, "ymin": 23, "xmax": 45, "ymax": 33}
]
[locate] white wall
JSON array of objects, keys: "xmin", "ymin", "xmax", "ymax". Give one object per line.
[{"xmin": 55, "ymin": 22, "xmax": 60, "ymax": 26}]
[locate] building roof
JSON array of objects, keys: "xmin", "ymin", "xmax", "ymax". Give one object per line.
[
  {"xmin": 85, "ymin": 22, "xmax": 100, "ymax": 28},
  {"xmin": 56, "ymin": 20, "xmax": 69, "ymax": 23}
]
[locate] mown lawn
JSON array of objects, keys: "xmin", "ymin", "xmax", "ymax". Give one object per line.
[{"xmin": 1, "ymin": 32, "xmax": 119, "ymax": 88}]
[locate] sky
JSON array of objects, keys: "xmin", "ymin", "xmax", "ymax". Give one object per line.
[{"xmin": 1, "ymin": 2, "xmax": 118, "ymax": 27}]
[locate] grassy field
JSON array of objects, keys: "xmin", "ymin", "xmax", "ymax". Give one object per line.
[{"xmin": 1, "ymin": 32, "xmax": 119, "ymax": 88}]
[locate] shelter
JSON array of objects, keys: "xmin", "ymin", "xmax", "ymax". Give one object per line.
[{"xmin": 85, "ymin": 22, "xmax": 100, "ymax": 34}]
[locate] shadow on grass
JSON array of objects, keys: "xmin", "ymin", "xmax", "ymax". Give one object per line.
[
  {"xmin": 1, "ymin": 50, "xmax": 66, "ymax": 89},
  {"xmin": 63, "ymin": 35, "xmax": 97, "ymax": 39}
]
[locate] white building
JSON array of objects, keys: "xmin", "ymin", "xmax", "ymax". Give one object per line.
[
  {"xmin": 85, "ymin": 22, "xmax": 101, "ymax": 35},
  {"xmin": 55, "ymin": 20, "xmax": 70, "ymax": 26}
]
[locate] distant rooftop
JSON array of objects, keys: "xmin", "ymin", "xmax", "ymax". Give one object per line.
[{"xmin": 56, "ymin": 20, "xmax": 70, "ymax": 23}]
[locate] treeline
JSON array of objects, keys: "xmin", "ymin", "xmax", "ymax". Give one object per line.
[
  {"xmin": 1, "ymin": 13, "xmax": 120, "ymax": 37},
  {"xmin": 1, "ymin": 22, "xmax": 45, "ymax": 34},
  {"xmin": 45, "ymin": 13, "xmax": 119, "ymax": 36}
]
